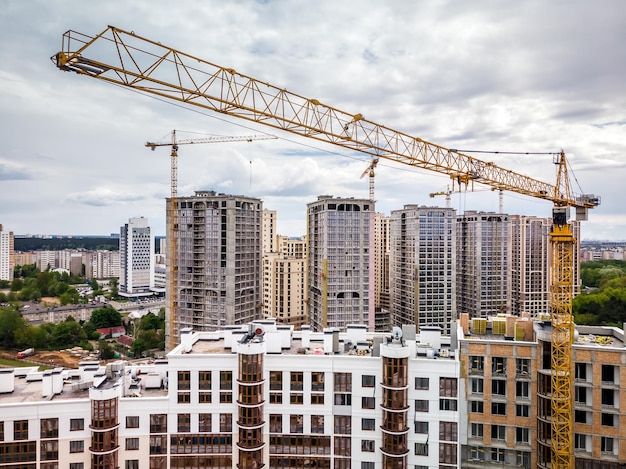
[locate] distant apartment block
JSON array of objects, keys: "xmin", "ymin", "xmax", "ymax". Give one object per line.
[
  {"xmin": 0, "ymin": 224, "xmax": 14, "ymax": 281},
  {"xmin": 119, "ymin": 217, "xmax": 155, "ymax": 298},
  {"xmin": 374, "ymin": 213, "xmax": 391, "ymax": 325},
  {"xmin": 263, "ymin": 209, "xmax": 278, "ymax": 253},
  {"xmin": 456, "ymin": 211, "xmax": 511, "ymax": 318},
  {"xmin": 85, "ymin": 250, "xmax": 120, "ymax": 280},
  {"xmin": 390, "ymin": 205, "xmax": 456, "ymax": 335},
  {"xmin": 166, "ymin": 191, "xmax": 263, "ymax": 345},
  {"xmin": 307, "ymin": 196, "xmax": 372, "ymax": 331}
]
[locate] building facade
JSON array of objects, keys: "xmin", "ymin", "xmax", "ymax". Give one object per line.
[
  {"xmin": 166, "ymin": 191, "xmax": 263, "ymax": 345},
  {"xmin": 306, "ymin": 196, "xmax": 372, "ymax": 331},
  {"xmin": 390, "ymin": 205, "xmax": 456, "ymax": 335},
  {"xmin": 0, "ymin": 224, "xmax": 14, "ymax": 281},
  {"xmin": 119, "ymin": 217, "xmax": 155, "ymax": 298},
  {"xmin": 374, "ymin": 213, "xmax": 391, "ymax": 331},
  {"xmin": 456, "ymin": 211, "xmax": 511, "ymax": 318},
  {"xmin": 0, "ymin": 319, "xmax": 462, "ymax": 469}
]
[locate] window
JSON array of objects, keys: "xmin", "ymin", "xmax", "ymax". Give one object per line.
[
  {"xmin": 269, "ymin": 392, "xmax": 282, "ymax": 404},
  {"xmin": 199, "ymin": 392, "xmax": 211, "ymax": 403},
  {"xmin": 362, "ymin": 439, "xmax": 375, "ymax": 452},
  {"xmin": 70, "ymin": 440, "xmax": 84, "ymax": 453},
  {"xmin": 198, "ymin": 413, "xmax": 211, "ymax": 432},
  {"xmin": 311, "ymin": 372, "xmax": 325, "ymax": 391},
  {"xmin": 516, "ymin": 404, "xmax": 530, "ymax": 418},
  {"xmin": 14, "ymin": 420, "xmax": 28, "ymax": 440},
  {"xmin": 126, "ymin": 438, "xmax": 140, "ymax": 450},
  {"xmin": 415, "ymin": 421, "xmax": 428, "ymax": 434},
  {"xmin": 492, "ymin": 356, "xmax": 507, "ymax": 375},
  {"xmin": 602, "ymin": 413, "xmax": 616, "ymax": 427},
  {"xmin": 439, "ymin": 421, "xmax": 457, "ymax": 441},
  {"xmin": 198, "ymin": 370, "xmax": 211, "ymax": 390},
  {"xmin": 575, "ymin": 410, "xmax": 590, "ymax": 424},
  {"xmin": 311, "ymin": 393, "xmax": 325, "ymax": 405},
  {"xmin": 40, "ymin": 440, "xmax": 58, "ymax": 460},
  {"xmin": 150, "ymin": 414, "xmax": 167, "ymax": 433},
  {"xmin": 361, "ymin": 396, "xmax": 375, "ymax": 409},
  {"xmin": 516, "ymin": 452, "xmax": 531, "ymax": 467},
  {"xmin": 574, "ymin": 433, "xmax": 587, "ymax": 451},
  {"xmin": 575, "ymin": 362, "xmax": 588, "ymax": 381},
  {"xmin": 491, "ymin": 425, "xmax": 506, "ymax": 441},
  {"xmin": 469, "ymin": 355, "xmax": 484, "ymax": 374},
  {"xmin": 311, "ymin": 415, "xmax": 324, "ymax": 434},
  {"xmin": 575, "ymin": 386, "xmax": 587, "ymax": 404},
  {"xmin": 470, "ymin": 400, "xmax": 484, "ymax": 413},
  {"xmin": 439, "ymin": 377, "xmax": 457, "ymax": 397},
  {"xmin": 470, "ymin": 378, "xmax": 483, "ymax": 394},
  {"xmin": 334, "ymin": 393, "xmax": 351, "ymax": 406},
  {"xmin": 335, "ymin": 436, "xmax": 351, "ymax": 456},
  {"xmin": 601, "ymin": 437, "xmax": 614, "ymax": 453},
  {"xmin": 290, "ymin": 393, "xmax": 303, "ymax": 405},
  {"xmin": 439, "ymin": 398, "xmax": 457, "ymax": 411},
  {"xmin": 177, "ymin": 370, "xmax": 190, "ymax": 390},
  {"xmin": 125, "ymin": 461, "xmax": 139, "ymax": 469},
  {"xmin": 70, "ymin": 418, "xmax": 85, "ymax": 431},
  {"xmin": 491, "ymin": 447, "xmax": 505, "ymax": 463},
  {"xmin": 361, "ymin": 418, "xmax": 375, "ymax": 431},
  {"xmin": 516, "ymin": 427, "xmax": 529, "ymax": 444},
  {"xmin": 149, "ymin": 434, "xmax": 167, "ymax": 455},
  {"xmin": 178, "ymin": 392, "xmax": 191, "ymax": 403},
  {"xmin": 334, "ymin": 373, "xmax": 352, "ymax": 392},
  {"xmin": 516, "ymin": 358, "xmax": 530, "ymax": 377},
  {"xmin": 126, "ymin": 416, "xmax": 139, "ymax": 428},
  {"xmin": 516, "ymin": 380, "xmax": 529, "ymax": 399},
  {"xmin": 492, "ymin": 402, "xmax": 507, "ymax": 415},
  {"xmin": 362, "ymin": 375, "xmax": 376, "ymax": 387},
  {"xmin": 602, "ymin": 365, "xmax": 616, "ymax": 384},
  {"xmin": 290, "ymin": 415, "xmax": 303, "ymax": 433},
  {"xmin": 177, "ymin": 413, "xmax": 191, "ymax": 433},
  {"xmin": 602, "ymin": 388, "xmax": 615, "ymax": 407},
  {"xmin": 334, "ymin": 415, "xmax": 351, "ymax": 434},
  {"xmin": 439, "ymin": 442, "xmax": 457, "ymax": 464},
  {"xmin": 70, "ymin": 464, "xmax": 84, "ymax": 469},
  {"xmin": 270, "ymin": 371, "xmax": 283, "ymax": 390},
  {"xmin": 290, "ymin": 371, "xmax": 303, "ymax": 391},
  {"xmin": 415, "ymin": 399, "xmax": 429, "ymax": 412},
  {"xmin": 0, "ymin": 421, "xmax": 3, "ymax": 441},
  {"xmin": 220, "ymin": 414, "xmax": 232, "ymax": 432},
  {"xmin": 415, "ymin": 377, "xmax": 429, "ymax": 389},
  {"xmin": 469, "ymin": 446, "xmax": 485, "ymax": 461},
  {"xmin": 269, "ymin": 414, "xmax": 282, "ymax": 433},
  {"xmin": 220, "ymin": 370, "xmax": 232, "ymax": 390},
  {"xmin": 470, "ymin": 423, "xmax": 483, "ymax": 438},
  {"xmin": 415, "ymin": 442, "xmax": 428, "ymax": 456},
  {"xmin": 361, "ymin": 463, "xmax": 374, "ymax": 469},
  {"xmin": 220, "ymin": 392, "xmax": 232, "ymax": 403},
  {"xmin": 41, "ymin": 418, "xmax": 58, "ymax": 439},
  {"xmin": 492, "ymin": 379, "xmax": 506, "ymax": 396}
]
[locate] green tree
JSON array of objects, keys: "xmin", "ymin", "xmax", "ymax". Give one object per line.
[
  {"xmin": 0, "ymin": 305, "xmax": 30, "ymax": 349},
  {"xmin": 109, "ymin": 277, "xmax": 119, "ymax": 298},
  {"xmin": 51, "ymin": 317, "xmax": 87, "ymax": 348},
  {"xmin": 98, "ymin": 340, "xmax": 116, "ymax": 360},
  {"xmin": 10, "ymin": 278, "xmax": 23, "ymax": 291},
  {"xmin": 89, "ymin": 307, "xmax": 122, "ymax": 329}
]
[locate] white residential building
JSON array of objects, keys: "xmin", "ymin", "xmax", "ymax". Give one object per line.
[
  {"xmin": 0, "ymin": 224, "xmax": 14, "ymax": 281},
  {"xmin": 119, "ymin": 217, "xmax": 155, "ymax": 298}
]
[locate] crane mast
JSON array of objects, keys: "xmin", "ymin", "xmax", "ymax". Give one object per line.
[{"xmin": 54, "ymin": 25, "xmax": 600, "ymax": 468}]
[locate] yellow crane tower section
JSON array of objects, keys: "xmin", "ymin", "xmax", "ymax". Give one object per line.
[
  {"xmin": 145, "ymin": 130, "xmax": 276, "ymax": 350},
  {"xmin": 53, "ymin": 25, "xmax": 600, "ymax": 468}
]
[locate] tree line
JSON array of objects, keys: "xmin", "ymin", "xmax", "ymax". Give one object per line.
[{"xmin": 574, "ymin": 259, "xmax": 626, "ymax": 327}]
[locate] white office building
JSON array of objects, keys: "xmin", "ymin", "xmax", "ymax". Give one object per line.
[{"xmin": 119, "ymin": 217, "xmax": 155, "ymax": 298}]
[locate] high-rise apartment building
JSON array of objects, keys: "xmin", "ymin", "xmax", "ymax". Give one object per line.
[
  {"xmin": 456, "ymin": 211, "xmax": 511, "ymax": 318},
  {"xmin": 510, "ymin": 215, "xmax": 551, "ymax": 317},
  {"xmin": 119, "ymin": 217, "xmax": 155, "ymax": 298},
  {"xmin": 167, "ymin": 191, "xmax": 263, "ymax": 345},
  {"xmin": 390, "ymin": 205, "xmax": 456, "ymax": 334},
  {"xmin": 263, "ymin": 209, "xmax": 278, "ymax": 253},
  {"xmin": 307, "ymin": 196, "xmax": 372, "ymax": 331},
  {"xmin": 374, "ymin": 213, "xmax": 391, "ymax": 317},
  {"xmin": 0, "ymin": 224, "xmax": 14, "ymax": 281},
  {"xmin": 85, "ymin": 250, "xmax": 120, "ymax": 280},
  {"xmin": 263, "ymin": 234, "xmax": 307, "ymax": 328}
]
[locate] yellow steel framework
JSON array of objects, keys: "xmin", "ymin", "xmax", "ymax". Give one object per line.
[{"xmin": 53, "ymin": 26, "xmax": 600, "ymax": 467}]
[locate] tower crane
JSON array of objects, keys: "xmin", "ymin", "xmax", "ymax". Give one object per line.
[
  {"xmin": 145, "ymin": 130, "xmax": 276, "ymax": 350},
  {"xmin": 53, "ymin": 26, "xmax": 600, "ymax": 468},
  {"xmin": 360, "ymin": 157, "xmax": 379, "ymax": 330},
  {"xmin": 429, "ymin": 187, "xmax": 452, "ymax": 208}
]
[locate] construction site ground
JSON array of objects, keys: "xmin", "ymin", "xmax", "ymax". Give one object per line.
[{"xmin": 0, "ymin": 349, "xmax": 92, "ymax": 369}]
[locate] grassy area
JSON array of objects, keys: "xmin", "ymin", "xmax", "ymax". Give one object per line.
[{"xmin": 0, "ymin": 356, "xmax": 38, "ymax": 368}]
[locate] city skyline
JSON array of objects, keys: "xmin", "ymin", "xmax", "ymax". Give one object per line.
[{"xmin": 2, "ymin": 2, "xmax": 625, "ymax": 240}]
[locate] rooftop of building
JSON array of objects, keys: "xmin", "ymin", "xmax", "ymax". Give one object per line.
[{"xmin": 458, "ymin": 312, "xmax": 626, "ymax": 349}]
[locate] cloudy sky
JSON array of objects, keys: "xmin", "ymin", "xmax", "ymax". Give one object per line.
[{"xmin": 1, "ymin": 1, "xmax": 625, "ymax": 240}]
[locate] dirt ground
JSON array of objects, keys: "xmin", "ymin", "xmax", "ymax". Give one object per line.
[{"xmin": 1, "ymin": 350, "xmax": 90, "ymax": 369}]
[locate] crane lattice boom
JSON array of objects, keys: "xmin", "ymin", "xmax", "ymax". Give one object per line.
[{"xmin": 53, "ymin": 25, "xmax": 601, "ymax": 468}]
